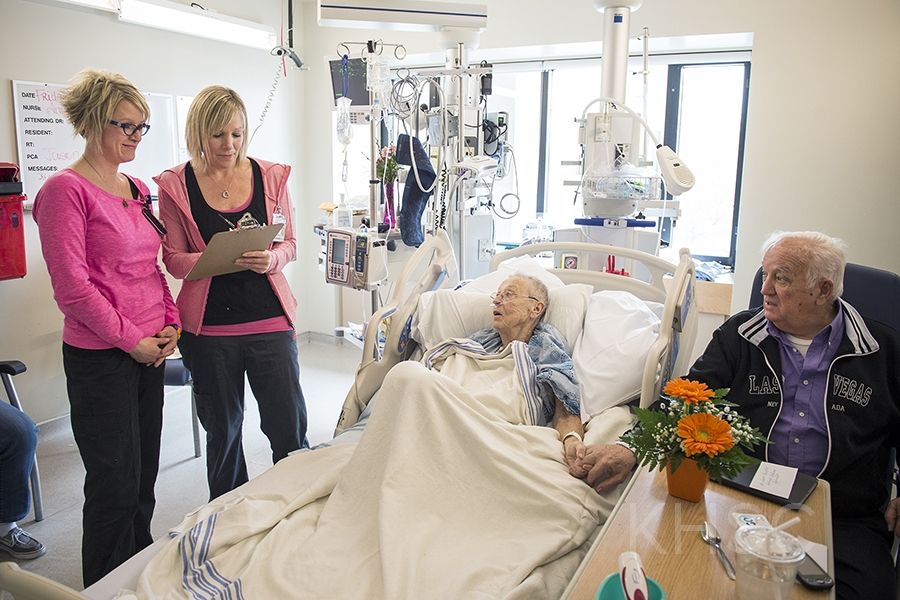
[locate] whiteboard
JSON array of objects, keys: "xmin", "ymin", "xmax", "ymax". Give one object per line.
[{"xmin": 12, "ymin": 80, "xmax": 178, "ymax": 206}]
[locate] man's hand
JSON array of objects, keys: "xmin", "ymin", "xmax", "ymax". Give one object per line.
[
  {"xmin": 572, "ymin": 444, "xmax": 637, "ymax": 494},
  {"xmin": 885, "ymin": 496, "xmax": 900, "ymax": 538}
]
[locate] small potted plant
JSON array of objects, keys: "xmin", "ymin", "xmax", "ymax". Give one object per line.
[{"xmin": 620, "ymin": 378, "xmax": 766, "ymax": 502}]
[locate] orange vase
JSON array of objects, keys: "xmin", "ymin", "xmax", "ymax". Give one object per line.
[{"xmin": 665, "ymin": 458, "xmax": 709, "ymax": 502}]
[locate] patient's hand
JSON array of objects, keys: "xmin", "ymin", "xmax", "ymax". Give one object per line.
[
  {"xmin": 562, "ymin": 436, "xmax": 586, "ymax": 470},
  {"xmin": 571, "ymin": 444, "xmax": 636, "ymax": 494}
]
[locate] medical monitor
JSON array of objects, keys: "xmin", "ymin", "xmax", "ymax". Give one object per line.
[{"xmin": 329, "ymin": 58, "xmax": 369, "ymax": 108}]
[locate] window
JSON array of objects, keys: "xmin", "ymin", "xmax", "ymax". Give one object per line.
[
  {"xmin": 662, "ymin": 62, "xmax": 749, "ymax": 265},
  {"xmin": 543, "ymin": 63, "xmax": 602, "ymax": 234},
  {"xmin": 490, "ymin": 52, "xmax": 750, "ymax": 266}
]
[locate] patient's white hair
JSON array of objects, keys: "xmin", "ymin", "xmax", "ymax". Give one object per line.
[{"xmin": 761, "ymin": 231, "xmax": 847, "ymax": 301}]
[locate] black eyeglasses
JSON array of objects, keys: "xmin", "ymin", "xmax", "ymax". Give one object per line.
[
  {"xmin": 490, "ymin": 291, "xmax": 540, "ymax": 304},
  {"xmin": 109, "ymin": 120, "xmax": 151, "ymax": 136},
  {"xmin": 141, "ymin": 197, "xmax": 167, "ymax": 237}
]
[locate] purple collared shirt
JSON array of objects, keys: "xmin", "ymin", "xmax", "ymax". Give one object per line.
[{"xmin": 767, "ymin": 307, "xmax": 844, "ymax": 476}]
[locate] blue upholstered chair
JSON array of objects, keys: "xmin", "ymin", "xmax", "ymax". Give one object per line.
[
  {"xmin": 0, "ymin": 360, "xmax": 44, "ymax": 522},
  {"xmin": 164, "ymin": 356, "xmax": 202, "ymax": 459}
]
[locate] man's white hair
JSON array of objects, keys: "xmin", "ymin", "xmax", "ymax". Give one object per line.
[{"xmin": 761, "ymin": 231, "xmax": 847, "ymax": 301}]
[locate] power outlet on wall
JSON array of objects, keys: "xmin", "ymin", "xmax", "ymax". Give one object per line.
[{"xmin": 478, "ymin": 239, "xmax": 494, "ymax": 261}]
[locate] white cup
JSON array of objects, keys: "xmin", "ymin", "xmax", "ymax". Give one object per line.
[{"xmin": 734, "ymin": 525, "xmax": 805, "ymax": 600}]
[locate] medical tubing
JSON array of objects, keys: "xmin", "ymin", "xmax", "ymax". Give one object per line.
[
  {"xmin": 407, "ymin": 77, "xmax": 444, "ymax": 194},
  {"xmin": 442, "ymin": 169, "xmax": 471, "ymax": 215},
  {"xmin": 438, "ymin": 165, "xmax": 449, "ymax": 228},
  {"xmin": 389, "ymin": 74, "xmax": 419, "ymax": 120},
  {"xmin": 579, "ymin": 96, "xmax": 662, "ymax": 147},
  {"xmin": 249, "ymin": 57, "xmax": 284, "ymax": 146},
  {"xmin": 341, "ymin": 54, "xmax": 350, "ymax": 98},
  {"xmin": 493, "ymin": 144, "xmax": 520, "ymax": 219}
]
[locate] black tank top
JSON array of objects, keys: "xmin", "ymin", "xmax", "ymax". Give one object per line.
[{"xmin": 185, "ymin": 159, "xmax": 284, "ymax": 326}]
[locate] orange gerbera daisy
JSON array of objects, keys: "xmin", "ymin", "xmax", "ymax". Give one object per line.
[
  {"xmin": 664, "ymin": 378, "xmax": 715, "ymax": 404},
  {"xmin": 677, "ymin": 413, "xmax": 734, "ymax": 458}
]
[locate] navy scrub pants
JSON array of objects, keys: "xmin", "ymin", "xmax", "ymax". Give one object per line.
[
  {"xmin": 62, "ymin": 343, "xmax": 164, "ymax": 587},
  {"xmin": 179, "ymin": 330, "xmax": 309, "ymax": 501},
  {"xmin": 0, "ymin": 401, "xmax": 38, "ymax": 523}
]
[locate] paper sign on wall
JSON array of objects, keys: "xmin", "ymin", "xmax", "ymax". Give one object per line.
[
  {"xmin": 11, "ymin": 81, "xmax": 82, "ymax": 207},
  {"xmin": 11, "ymin": 80, "xmax": 178, "ymax": 207}
]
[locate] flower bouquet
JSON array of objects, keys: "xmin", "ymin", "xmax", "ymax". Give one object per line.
[
  {"xmin": 376, "ymin": 144, "xmax": 399, "ymax": 228},
  {"xmin": 376, "ymin": 144, "xmax": 398, "ymax": 184},
  {"xmin": 620, "ymin": 378, "xmax": 766, "ymax": 499}
]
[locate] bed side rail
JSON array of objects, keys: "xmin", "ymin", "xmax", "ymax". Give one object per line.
[
  {"xmin": 491, "ymin": 241, "xmax": 676, "ymax": 293},
  {"xmin": 0, "ymin": 561, "xmax": 87, "ymax": 600},
  {"xmin": 640, "ymin": 248, "xmax": 698, "ymax": 408},
  {"xmin": 334, "ymin": 231, "xmax": 458, "ymax": 435}
]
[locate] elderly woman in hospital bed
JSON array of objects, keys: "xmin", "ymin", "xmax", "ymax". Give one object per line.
[
  {"xmin": 439, "ymin": 273, "xmax": 588, "ymax": 466},
  {"xmin": 134, "ymin": 273, "xmax": 614, "ymax": 600}
]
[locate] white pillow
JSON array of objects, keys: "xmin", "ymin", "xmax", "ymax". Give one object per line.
[
  {"xmin": 412, "ymin": 283, "xmax": 592, "ymax": 353},
  {"xmin": 458, "ymin": 255, "xmax": 565, "ymax": 294},
  {"xmin": 574, "ymin": 290, "xmax": 661, "ymax": 419}
]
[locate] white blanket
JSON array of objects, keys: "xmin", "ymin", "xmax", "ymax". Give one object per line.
[{"xmin": 136, "ymin": 348, "xmax": 621, "ymax": 599}]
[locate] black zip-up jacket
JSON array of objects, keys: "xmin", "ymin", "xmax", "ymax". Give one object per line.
[{"xmin": 688, "ymin": 299, "xmax": 900, "ymax": 520}]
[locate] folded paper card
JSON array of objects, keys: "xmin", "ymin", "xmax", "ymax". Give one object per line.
[
  {"xmin": 186, "ymin": 223, "xmax": 283, "ymax": 281},
  {"xmin": 720, "ymin": 461, "xmax": 818, "ymax": 508}
]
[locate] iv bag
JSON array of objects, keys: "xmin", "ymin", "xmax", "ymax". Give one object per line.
[
  {"xmin": 336, "ymin": 96, "xmax": 353, "ymax": 146},
  {"xmin": 366, "ymin": 57, "xmax": 391, "ymax": 92}
]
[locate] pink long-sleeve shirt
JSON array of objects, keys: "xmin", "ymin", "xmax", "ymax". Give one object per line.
[{"xmin": 33, "ymin": 168, "xmax": 179, "ymax": 353}]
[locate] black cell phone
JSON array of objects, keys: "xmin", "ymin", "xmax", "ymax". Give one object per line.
[{"xmin": 796, "ymin": 553, "xmax": 834, "ymax": 590}]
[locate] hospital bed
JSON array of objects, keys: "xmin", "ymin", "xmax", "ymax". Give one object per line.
[
  {"xmin": 2, "ymin": 231, "xmax": 697, "ymax": 600},
  {"xmin": 335, "ymin": 231, "xmax": 696, "ymax": 434}
]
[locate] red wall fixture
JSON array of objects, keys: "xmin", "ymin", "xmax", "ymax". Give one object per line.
[{"xmin": 0, "ymin": 163, "xmax": 27, "ymax": 281}]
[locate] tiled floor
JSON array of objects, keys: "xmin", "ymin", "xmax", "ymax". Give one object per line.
[{"xmin": 8, "ymin": 336, "xmax": 360, "ymax": 592}]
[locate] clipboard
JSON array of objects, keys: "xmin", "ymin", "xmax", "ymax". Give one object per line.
[
  {"xmin": 186, "ymin": 224, "xmax": 284, "ymax": 280},
  {"xmin": 720, "ymin": 461, "xmax": 818, "ymax": 509}
]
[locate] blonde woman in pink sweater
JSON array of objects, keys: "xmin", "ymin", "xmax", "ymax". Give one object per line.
[
  {"xmin": 156, "ymin": 86, "xmax": 308, "ymax": 501},
  {"xmin": 33, "ymin": 69, "xmax": 179, "ymax": 587}
]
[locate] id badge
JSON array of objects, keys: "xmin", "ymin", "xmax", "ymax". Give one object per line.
[{"xmin": 272, "ymin": 206, "xmax": 286, "ymax": 242}]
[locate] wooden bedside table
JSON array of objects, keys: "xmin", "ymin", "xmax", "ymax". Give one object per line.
[{"xmin": 562, "ymin": 467, "xmax": 834, "ymax": 599}]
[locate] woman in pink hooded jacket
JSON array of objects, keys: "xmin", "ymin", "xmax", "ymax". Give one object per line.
[{"xmin": 156, "ymin": 86, "xmax": 308, "ymax": 500}]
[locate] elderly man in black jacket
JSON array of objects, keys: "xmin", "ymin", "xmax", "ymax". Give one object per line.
[{"xmin": 575, "ymin": 231, "xmax": 900, "ymax": 600}]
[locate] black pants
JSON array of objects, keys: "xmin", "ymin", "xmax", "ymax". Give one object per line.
[
  {"xmin": 833, "ymin": 514, "xmax": 896, "ymax": 600},
  {"xmin": 62, "ymin": 343, "xmax": 164, "ymax": 587},
  {"xmin": 179, "ymin": 330, "xmax": 308, "ymax": 501}
]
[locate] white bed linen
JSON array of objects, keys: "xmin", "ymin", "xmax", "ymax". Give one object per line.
[{"xmin": 134, "ymin": 345, "xmax": 624, "ymax": 599}]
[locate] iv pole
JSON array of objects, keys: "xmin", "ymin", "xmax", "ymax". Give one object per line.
[{"xmin": 335, "ymin": 39, "xmax": 406, "ymax": 316}]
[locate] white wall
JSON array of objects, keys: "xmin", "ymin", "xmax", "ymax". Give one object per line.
[
  {"xmin": 4, "ymin": 0, "xmax": 899, "ymax": 422},
  {"xmin": 1, "ymin": 0, "xmax": 303, "ymax": 422}
]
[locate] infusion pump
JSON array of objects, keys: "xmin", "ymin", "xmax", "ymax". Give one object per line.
[{"xmin": 324, "ymin": 227, "xmax": 388, "ymax": 291}]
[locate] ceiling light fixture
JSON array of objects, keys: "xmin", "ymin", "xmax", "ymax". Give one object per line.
[
  {"xmin": 48, "ymin": 0, "xmax": 118, "ymax": 11},
  {"xmin": 118, "ymin": 0, "xmax": 277, "ymax": 51}
]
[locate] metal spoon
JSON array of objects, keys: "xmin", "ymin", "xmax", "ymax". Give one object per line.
[{"xmin": 701, "ymin": 520, "xmax": 737, "ymax": 580}]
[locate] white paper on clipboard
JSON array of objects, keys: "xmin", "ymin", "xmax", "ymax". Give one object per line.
[{"xmin": 185, "ymin": 223, "xmax": 283, "ymax": 280}]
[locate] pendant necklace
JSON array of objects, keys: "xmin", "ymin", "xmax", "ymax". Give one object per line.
[
  {"xmin": 217, "ymin": 168, "xmax": 238, "ymax": 199},
  {"xmin": 83, "ymin": 156, "xmax": 128, "ymax": 207}
]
